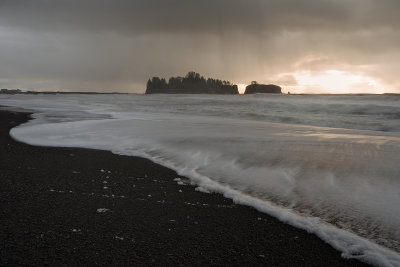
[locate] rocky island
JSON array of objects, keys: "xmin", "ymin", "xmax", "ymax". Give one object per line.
[
  {"xmin": 145, "ymin": 72, "xmax": 239, "ymax": 94},
  {"xmin": 244, "ymin": 82, "xmax": 282, "ymax": 94}
]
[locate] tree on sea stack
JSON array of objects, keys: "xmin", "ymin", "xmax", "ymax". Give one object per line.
[{"xmin": 145, "ymin": 72, "xmax": 239, "ymax": 94}]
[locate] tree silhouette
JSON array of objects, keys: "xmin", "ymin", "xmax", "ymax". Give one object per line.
[{"xmin": 146, "ymin": 72, "xmax": 239, "ymax": 94}]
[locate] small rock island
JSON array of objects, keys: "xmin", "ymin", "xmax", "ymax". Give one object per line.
[
  {"xmin": 145, "ymin": 72, "xmax": 239, "ymax": 94},
  {"xmin": 244, "ymin": 82, "xmax": 282, "ymax": 94}
]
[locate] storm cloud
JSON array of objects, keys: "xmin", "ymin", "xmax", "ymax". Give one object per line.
[{"xmin": 0, "ymin": 0, "xmax": 399, "ymax": 93}]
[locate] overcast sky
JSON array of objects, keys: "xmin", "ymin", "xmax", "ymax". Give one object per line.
[{"xmin": 0, "ymin": 0, "xmax": 399, "ymax": 93}]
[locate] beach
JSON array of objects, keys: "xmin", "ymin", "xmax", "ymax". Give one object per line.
[
  {"xmin": 1, "ymin": 0, "xmax": 399, "ymax": 265},
  {"xmin": 0, "ymin": 109, "xmax": 370, "ymax": 266}
]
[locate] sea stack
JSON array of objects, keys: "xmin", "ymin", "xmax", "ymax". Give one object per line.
[
  {"xmin": 145, "ymin": 72, "xmax": 239, "ymax": 94},
  {"xmin": 244, "ymin": 82, "xmax": 282, "ymax": 94}
]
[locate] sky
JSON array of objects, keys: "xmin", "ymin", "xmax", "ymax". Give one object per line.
[{"xmin": 0, "ymin": 0, "xmax": 399, "ymax": 94}]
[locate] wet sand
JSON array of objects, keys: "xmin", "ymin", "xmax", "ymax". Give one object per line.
[{"xmin": 0, "ymin": 110, "xmax": 370, "ymax": 266}]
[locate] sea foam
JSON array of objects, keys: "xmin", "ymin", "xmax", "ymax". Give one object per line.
[{"xmin": 2, "ymin": 93, "xmax": 400, "ymax": 266}]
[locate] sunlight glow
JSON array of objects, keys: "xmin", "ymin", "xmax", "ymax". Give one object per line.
[
  {"xmin": 237, "ymin": 84, "xmax": 247, "ymax": 94},
  {"xmin": 294, "ymin": 70, "xmax": 384, "ymax": 94}
]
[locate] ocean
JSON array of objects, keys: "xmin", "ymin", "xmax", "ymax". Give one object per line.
[{"xmin": 1, "ymin": 93, "xmax": 400, "ymax": 266}]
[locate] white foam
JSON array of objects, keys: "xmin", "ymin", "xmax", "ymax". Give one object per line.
[
  {"xmin": 2, "ymin": 93, "xmax": 400, "ymax": 266},
  {"xmin": 172, "ymin": 167, "xmax": 400, "ymax": 267},
  {"xmin": 195, "ymin": 187, "xmax": 210, "ymax": 194},
  {"xmin": 97, "ymin": 208, "xmax": 110, "ymax": 213}
]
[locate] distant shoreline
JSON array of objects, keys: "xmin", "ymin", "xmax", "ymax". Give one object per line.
[
  {"xmin": 0, "ymin": 90, "xmax": 129, "ymax": 95},
  {"xmin": 1, "ymin": 91, "xmax": 399, "ymax": 96}
]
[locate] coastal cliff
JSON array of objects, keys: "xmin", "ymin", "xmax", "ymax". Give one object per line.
[
  {"xmin": 145, "ymin": 72, "xmax": 239, "ymax": 94},
  {"xmin": 244, "ymin": 82, "xmax": 282, "ymax": 94}
]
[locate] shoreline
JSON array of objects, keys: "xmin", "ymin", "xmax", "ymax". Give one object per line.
[{"xmin": 0, "ymin": 110, "xmax": 370, "ymax": 266}]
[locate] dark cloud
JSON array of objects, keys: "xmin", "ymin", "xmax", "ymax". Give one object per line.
[
  {"xmin": 0, "ymin": 0, "xmax": 399, "ymax": 93},
  {"xmin": 1, "ymin": 0, "xmax": 399, "ymax": 34}
]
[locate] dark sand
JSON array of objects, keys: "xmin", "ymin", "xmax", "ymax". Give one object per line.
[{"xmin": 0, "ymin": 110, "xmax": 370, "ymax": 266}]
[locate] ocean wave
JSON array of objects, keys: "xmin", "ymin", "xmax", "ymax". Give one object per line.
[{"xmin": 2, "ymin": 93, "xmax": 400, "ymax": 266}]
